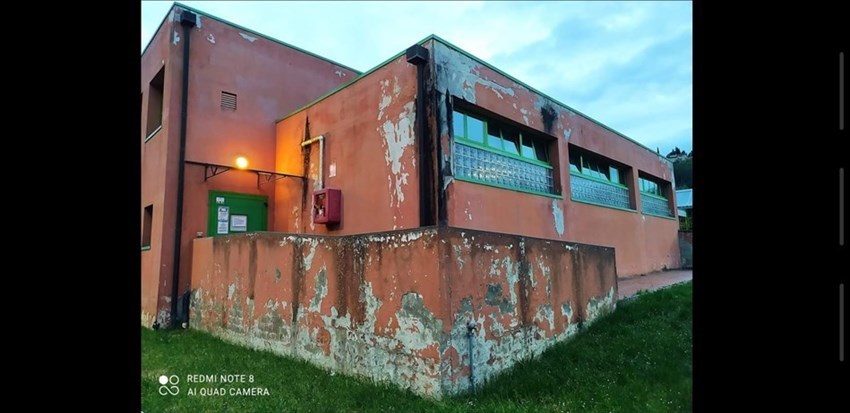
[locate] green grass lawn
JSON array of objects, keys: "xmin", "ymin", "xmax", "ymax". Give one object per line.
[{"xmin": 143, "ymin": 281, "xmax": 691, "ymax": 412}]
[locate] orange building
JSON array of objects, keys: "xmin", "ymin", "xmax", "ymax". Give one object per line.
[
  {"xmin": 141, "ymin": 4, "xmax": 358, "ymax": 328},
  {"xmin": 143, "ymin": 3, "xmax": 679, "ymax": 397}
]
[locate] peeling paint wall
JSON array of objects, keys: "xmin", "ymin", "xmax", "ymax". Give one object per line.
[
  {"xmin": 274, "ymin": 56, "xmax": 419, "ymax": 234},
  {"xmin": 191, "ymin": 229, "xmax": 444, "ymax": 397},
  {"xmin": 437, "ymin": 228, "xmax": 616, "ymax": 395},
  {"xmin": 190, "ymin": 226, "xmax": 616, "ymax": 398},
  {"xmin": 431, "ymin": 39, "xmax": 679, "ymax": 276}
]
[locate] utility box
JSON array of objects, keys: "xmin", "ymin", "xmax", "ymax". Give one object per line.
[{"xmin": 313, "ymin": 188, "xmax": 341, "ymax": 225}]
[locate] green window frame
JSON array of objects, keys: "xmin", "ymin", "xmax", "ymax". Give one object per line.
[
  {"xmin": 451, "ymin": 107, "xmax": 558, "ymax": 196},
  {"xmin": 568, "ymin": 147, "xmax": 627, "ymax": 188},
  {"xmin": 638, "ymin": 176, "xmax": 666, "ymax": 199},
  {"xmin": 452, "ymin": 109, "xmax": 551, "ymax": 168}
]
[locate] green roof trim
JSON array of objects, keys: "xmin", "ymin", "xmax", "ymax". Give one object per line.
[
  {"xmin": 275, "ymin": 33, "xmax": 668, "ymax": 160},
  {"xmin": 427, "ymin": 34, "xmax": 661, "ymax": 158},
  {"xmin": 275, "ymin": 34, "xmax": 436, "ymax": 123},
  {"xmin": 141, "ymin": 2, "xmax": 361, "ymax": 75}
]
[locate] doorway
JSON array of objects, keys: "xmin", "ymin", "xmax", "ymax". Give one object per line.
[{"xmin": 207, "ymin": 191, "xmax": 268, "ymax": 236}]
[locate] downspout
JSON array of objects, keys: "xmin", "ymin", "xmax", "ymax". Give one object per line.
[
  {"xmin": 301, "ymin": 135, "xmax": 324, "ymax": 189},
  {"xmin": 467, "ymin": 321, "xmax": 477, "ymax": 394},
  {"xmin": 406, "ymin": 44, "xmax": 433, "ymax": 226},
  {"xmin": 170, "ymin": 9, "xmax": 196, "ymax": 328}
]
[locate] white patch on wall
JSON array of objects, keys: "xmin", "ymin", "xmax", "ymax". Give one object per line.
[
  {"xmin": 206, "ymin": 33, "xmax": 215, "ymax": 44},
  {"xmin": 377, "ymin": 75, "xmax": 416, "ymax": 209},
  {"xmin": 563, "ymin": 128, "xmax": 572, "ymax": 140},
  {"xmin": 377, "ymin": 80, "xmax": 392, "ymax": 121},
  {"xmin": 239, "ymin": 32, "xmax": 257, "ymax": 42},
  {"xmin": 291, "ymin": 205, "xmax": 301, "ymax": 232},
  {"xmin": 172, "ymin": 30, "xmax": 180, "ymax": 45},
  {"xmin": 551, "ymin": 200, "xmax": 565, "ymax": 236},
  {"xmin": 434, "ymin": 42, "xmax": 516, "ymax": 106},
  {"xmin": 335, "ymin": 70, "xmax": 346, "ymax": 78},
  {"xmin": 329, "ymin": 163, "xmax": 336, "ymax": 178},
  {"xmin": 303, "ymin": 239, "xmax": 319, "ymax": 271}
]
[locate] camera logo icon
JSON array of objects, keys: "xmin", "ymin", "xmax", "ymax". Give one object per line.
[{"xmin": 158, "ymin": 375, "xmax": 180, "ymax": 396}]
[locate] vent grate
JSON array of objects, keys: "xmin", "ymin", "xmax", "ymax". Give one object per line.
[{"xmin": 221, "ymin": 91, "xmax": 237, "ymax": 111}]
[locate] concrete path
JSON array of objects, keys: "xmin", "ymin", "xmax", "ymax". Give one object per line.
[{"xmin": 618, "ymin": 269, "xmax": 692, "ymax": 300}]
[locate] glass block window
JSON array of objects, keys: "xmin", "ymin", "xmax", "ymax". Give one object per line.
[
  {"xmin": 639, "ymin": 175, "xmax": 673, "ymax": 216},
  {"xmin": 641, "ymin": 193, "xmax": 672, "ymax": 216},
  {"xmin": 570, "ymin": 173, "xmax": 630, "ymax": 209},
  {"xmin": 452, "ymin": 107, "xmax": 556, "ymax": 195},
  {"xmin": 455, "ymin": 143, "xmax": 554, "ymax": 194},
  {"xmin": 568, "ymin": 145, "xmax": 632, "ymax": 209}
]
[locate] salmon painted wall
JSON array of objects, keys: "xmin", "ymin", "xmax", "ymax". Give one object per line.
[
  {"xmin": 141, "ymin": 8, "xmax": 185, "ymax": 327},
  {"xmin": 431, "ymin": 39, "xmax": 679, "ymax": 276},
  {"xmin": 274, "ymin": 55, "xmax": 419, "ymax": 234},
  {"xmin": 141, "ymin": 5, "xmax": 358, "ymax": 327},
  {"xmin": 189, "ymin": 227, "xmax": 616, "ymax": 397}
]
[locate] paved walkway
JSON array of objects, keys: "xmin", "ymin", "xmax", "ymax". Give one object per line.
[{"xmin": 618, "ymin": 269, "xmax": 692, "ymax": 300}]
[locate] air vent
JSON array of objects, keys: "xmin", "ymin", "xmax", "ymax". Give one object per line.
[{"xmin": 221, "ymin": 91, "xmax": 237, "ymax": 111}]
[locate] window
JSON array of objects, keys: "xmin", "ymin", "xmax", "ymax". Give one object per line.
[
  {"xmin": 638, "ymin": 174, "xmax": 673, "ymax": 217},
  {"xmin": 452, "ymin": 107, "xmax": 556, "ymax": 195},
  {"xmin": 221, "ymin": 91, "xmax": 237, "ymax": 111},
  {"xmin": 569, "ymin": 148, "xmax": 624, "ymax": 185},
  {"xmin": 145, "ymin": 67, "xmax": 165, "ymax": 139},
  {"xmin": 639, "ymin": 177, "xmax": 664, "ymax": 197},
  {"xmin": 568, "ymin": 145, "xmax": 631, "ymax": 209},
  {"xmin": 142, "ymin": 205, "xmax": 153, "ymax": 249}
]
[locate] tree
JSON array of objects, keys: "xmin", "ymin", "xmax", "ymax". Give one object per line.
[{"xmin": 673, "ymin": 157, "xmax": 692, "ymax": 189}]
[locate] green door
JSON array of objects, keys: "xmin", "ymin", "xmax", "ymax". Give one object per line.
[{"xmin": 207, "ymin": 191, "xmax": 268, "ymax": 236}]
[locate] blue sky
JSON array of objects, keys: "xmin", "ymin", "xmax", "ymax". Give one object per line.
[{"xmin": 142, "ymin": 1, "xmax": 692, "ymax": 153}]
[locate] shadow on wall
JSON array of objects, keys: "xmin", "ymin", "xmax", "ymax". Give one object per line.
[{"xmin": 678, "ymin": 231, "xmax": 692, "ymax": 269}]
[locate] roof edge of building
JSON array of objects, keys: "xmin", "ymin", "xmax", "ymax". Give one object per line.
[
  {"xmin": 275, "ymin": 34, "xmax": 437, "ymax": 124},
  {"xmin": 141, "ymin": 2, "xmax": 362, "ymax": 75},
  {"xmin": 277, "ymin": 34, "xmax": 673, "ymax": 164},
  {"xmin": 427, "ymin": 35, "xmax": 668, "ymax": 163}
]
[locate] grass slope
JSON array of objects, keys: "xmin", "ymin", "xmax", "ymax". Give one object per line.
[{"xmin": 142, "ymin": 282, "xmax": 691, "ymax": 412}]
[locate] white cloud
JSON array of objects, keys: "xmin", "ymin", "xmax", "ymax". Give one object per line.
[{"xmin": 141, "ymin": 1, "xmax": 692, "ymax": 152}]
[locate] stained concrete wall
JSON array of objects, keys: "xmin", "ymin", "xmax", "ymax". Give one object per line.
[
  {"xmin": 431, "ymin": 39, "xmax": 680, "ymax": 276},
  {"xmin": 190, "ymin": 227, "xmax": 616, "ymax": 398},
  {"xmin": 274, "ymin": 54, "xmax": 419, "ymax": 234},
  {"xmin": 141, "ymin": 4, "xmax": 357, "ymax": 327}
]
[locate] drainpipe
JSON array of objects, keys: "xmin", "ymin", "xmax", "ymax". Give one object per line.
[
  {"xmin": 467, "ymin": 320, "xmax": 477, "ymax": 394},
  {"xmin": 301, "ymin": 135, "xmax": 324, "ymax": 189},
  {"xmin": 170, "ymin": 9, "xmax": 196, "ymax": 329},
  {"xmin": 406, "ymin": 44, "xmax": 433, "ymax": 226}
]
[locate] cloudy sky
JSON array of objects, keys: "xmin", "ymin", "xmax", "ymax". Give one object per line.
[{"xmin": 142, "ymin": 1, "xmax": 692, "ymax": 153}]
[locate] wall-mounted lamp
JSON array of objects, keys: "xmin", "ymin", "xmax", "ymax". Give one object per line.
[{"xmin": 235, "ymin": 156, "xmax": 249, "ymax": 170}]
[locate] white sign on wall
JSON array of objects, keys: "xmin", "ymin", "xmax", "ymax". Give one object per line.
[
  {"xmin": 217, "ymin": 206, "xmax": 230, "ymax": 234},
  {"xmin": 231, "ymin": 215, "xmax": 248, "ymax": 232}
]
